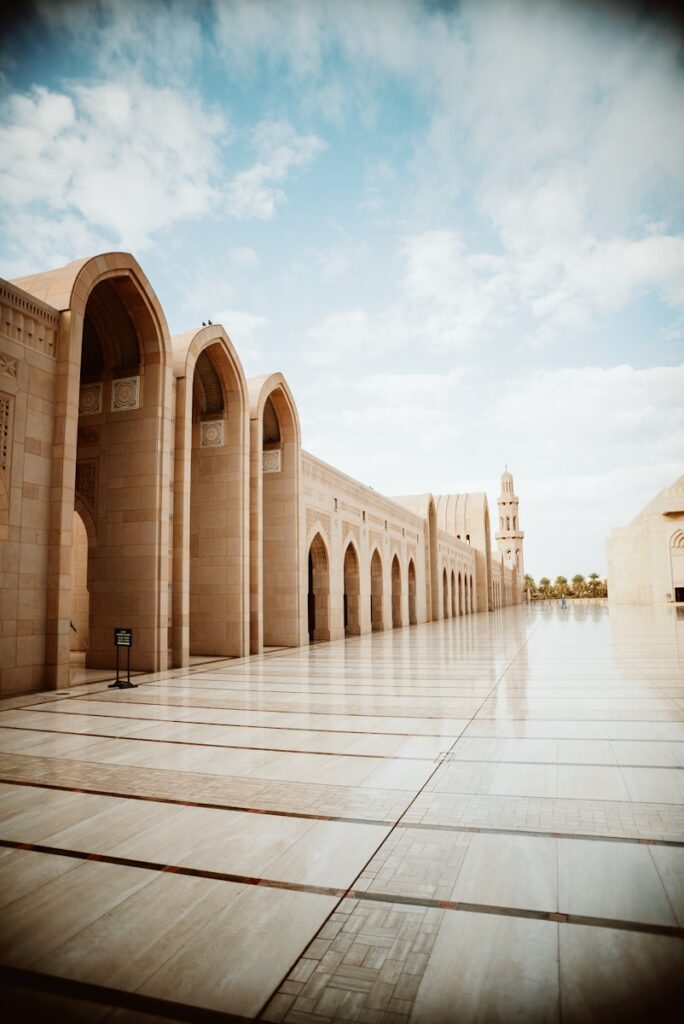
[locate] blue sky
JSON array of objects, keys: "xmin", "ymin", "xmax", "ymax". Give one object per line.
[{"xmin": 1, "ymin": 0, "xmax": 683, "ymax": 578}]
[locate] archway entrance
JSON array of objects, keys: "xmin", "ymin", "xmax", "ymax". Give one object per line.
[
  {"xmin": 451, "ymin": 570, "xmax": 457, "ymax": 617},
  {"xmin": 72, "ymin": 273, "xmax": 168, "ymax": 674},
  {"xmin": 343, "ymin": 543, "xmax": 361, "ymax": 636},
  {"xmin": 371, "ymin": 549, "xmax": 384, "ymax": 631},
  {"xmin": 69, "ymin": 509, "xmax": 90, "ymax": 678},
  {"xmin": 308, "ymin": 533, "xmax": 330, "ymax": 643},
  {"xmin": 442, "ymin": 568, "xmax": 449, "ymax": 618},
  {"xmin": 459, "ymin": 572, "xmax": 464, "ymax": 615},
  {"xmin": 391, "ymin": 555, "xmax": 402, "ymax": 628},
  {"xmin": 470, "ymin": 575, "xmax": 474, "ymax": 613},
  {"xmin": 408, "ymin": 559, "xmax": 417, "ymax": 625}
]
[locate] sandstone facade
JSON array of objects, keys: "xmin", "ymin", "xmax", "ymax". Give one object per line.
[{"xmin": 0, "ymin": 252, "xmax": 523, "ymax": 696}]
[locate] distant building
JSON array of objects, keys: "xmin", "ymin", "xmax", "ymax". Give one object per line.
[
  {"xmin": 606, "ymin": 475, "xmax": 684, "ymax": 604},
  {"xmin": 0, "ymin": 252, "xmax": 524, "ymax": 695}
]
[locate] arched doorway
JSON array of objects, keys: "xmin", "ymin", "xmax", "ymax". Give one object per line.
[
  {"xmin": 470, "ymin": 575, "xmax": 474, "ymax": 613},
  {"xmin": 69, "ymin": 508, "xmax": 91, "ymax": 677},
  {"xmin": 442, "ymin": 568, "xmax": 449, "ymax": 618},
  {"xmin": 671, "ymin": 531, "xmax": 684, "ymax": 602},
  {"xmin": 71, "ymin": 270, "xmax": 170, "ymax": 674},
  {"xmin": 451, "ymin": 570, "xmax": 457, "ymax": 617},
  {"xmin": 343, "ymin": 543, "xmax": 361, "ymax": 636},
  {"xmin": 391, "ymin": 555, "xmax": 402, "ymax": 628},
  {"xmin": 308, "ymin": 533, "xmax": 330, "ymax": 642},
  {"xmin": 370, "ymin": 549, "xmax": 384, "ymax": 632},
  {"xmin": 408, "ymin": 559, "xmax": 417, "ymax": 625},
  {"xmin": 249, "ymin": 377, "xmax": 301, "ymax": 652},
  {"xmin": 458, "ymin": 572, "xmax": 464, "ymax": 615}
]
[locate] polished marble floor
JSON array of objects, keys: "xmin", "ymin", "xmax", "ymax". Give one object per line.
[{"xmin": 1, "ymin": 603, "xmax": 683, "ymax": 1022}]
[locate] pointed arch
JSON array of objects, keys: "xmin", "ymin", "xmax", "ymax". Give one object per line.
[
  {"xmin": 343, "ymin": 541, "xmax": 361, "ymax": 636},
  {"xmin": 308, "ymin": 532, "xmax": 330, "ymax": 642},
  {"xmin": 451, "ymin": 569, "xmax": 457, "ymax": 617},
  {"xmin": 248, "ymin": 373, "xmax": 302, "ymax": 652},
  {"xmin": 442, "ymin": 567, "xmax": 449, "ymax": 618},
  {"xmin": 370, "ymin": 547, "xmax": 384, "ymax": 632},
  {"xmin": 408, "ymin": 558, "xmax": 417, "ymax": 625},
  {"xmin": 391, "ymin": 554, "xmax": 402, "ymax": 629}
]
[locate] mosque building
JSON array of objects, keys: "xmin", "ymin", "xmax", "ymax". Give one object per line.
[{"xmin": 0, "ymin": 252, "xmax": 523, "ymax": 696}]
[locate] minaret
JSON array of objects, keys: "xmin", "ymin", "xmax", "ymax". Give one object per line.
[{"xmin": 496, "ymin": 467, "xmax": 525, "ymax": 583}]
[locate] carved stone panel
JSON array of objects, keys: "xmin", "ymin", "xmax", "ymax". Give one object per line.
[
  {"xmin": 306, "ymin": 507, "xmax": 331, "ymax": 543},
  {"xmin": 79, "ymin": 382, "xmax": 102, "ymax": 416},
  {"xmin": 111, "ymin": 376, "xmax": 140, "ymax": 412},
  {"xmin": 342, "ymin": 521, "xmax": 360, "ymax": 547},
  {"xmin": 0, "ymin": 353, "xmax": 18, "ymax": 381},
  {"xmin": 263, "ymin": 448, "xmax": 282, "ymax": 473},
  {"xmin": 76, "ymin": 460, "xmax": 98, "ymax": 511},
  {"xmin": 200, "ymin": 420, "xmax": 224, "ymax": 448}
]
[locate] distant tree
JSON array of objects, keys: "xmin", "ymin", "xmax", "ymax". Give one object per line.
[
  {"xmin": 571, "ymin": 574, "xmax": 585, "ymax": 598},
  {"xmin": 587, "ymin": 572, "xmax": 600, "ymax": 597},
  {"xmin": 524, "ymin": 574, "xmax": 536, "ymax": 596},
  {"xmin": 555, "ymin": 575, "xmax": 569, "ymax": 597},
  {"xmin": 538, "ymin": 577, "xmax": 551, "ymax": 599}
]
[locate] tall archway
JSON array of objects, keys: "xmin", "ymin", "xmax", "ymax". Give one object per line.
[
  {"xmin": 458, "ymin": 572, "xmax": 464, "ymax": 615},
  {"xmin": 343, "ymin": 542, "xmax": 361, "ymax": 636},
  {"xmin": 671, "ymin": 530, "xmax": 684, "ymax": 602},
  {"xmin": 428, "ymin": 498, "xmax": 439, "ymax": 620},
  {"xmin": 69, "ymin": 508, "xmax": 92, "ymax": 674},
  {"xmin": 308, "ymin": 533, "xmax": 330, "ymax": 642},
  {"xmin": 470, "ymin": 575, "xmax": 474, "ymax": 613},
  {"xmin": 442, "ymin": 568, "xmax": 449, "ymax": 618},
  {"xmin": 408, "ymin": 559, "xmax": 417, "ymax": 625},
  {"xmin": 451, "ymin": 570, "xmax": 457, "ymax": 617},
  {"xmin": 370, "ymin": 549, "xmax": 384, "ymax": 632},
  {"xmin": 391, "ymin": 554, "xmax": 402, "ymax": 628},
  {"xmin": 248, "ymin": 376, "xmax": 301, "ymax": 652}
]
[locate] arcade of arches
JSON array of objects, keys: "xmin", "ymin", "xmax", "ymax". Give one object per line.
[{"xmin": 0, "ymin": 253, "xmax": 523, "ymax": 696}]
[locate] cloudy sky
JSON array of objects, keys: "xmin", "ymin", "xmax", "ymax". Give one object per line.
[{"xmin": 1, "ymin": 0, "xmax": 683, "ymax": 579}]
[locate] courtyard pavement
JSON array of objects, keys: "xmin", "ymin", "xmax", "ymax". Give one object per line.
[{"xmin": 0, "ymin": 603, "xmax": 683, "ymax": 1022}]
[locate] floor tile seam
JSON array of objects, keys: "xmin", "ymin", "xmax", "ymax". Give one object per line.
[
  {"xmin": 0, "ymin": 776, "xmax": 397, "ymax": 827},
  {"xmin": 0, "ymin": 724, "xmax": 437, "ymax": 763},
  {"xmin": 0, "ymin": 837, "xmax": 349, "ymax": 899},
  {"xmin": 430, "ymin": 755, "xmax": 684, "ymax": 769},
  {"xmin": 428, "ymin": 786, "xmax": 684, "ymax": 809},
  {"xmin": 392, "ymin": 820, "xmax": 684, "ymax": 847},
  {"xmin": 19, "ymin": 708, "xmax": 684, "ymax": 743},
  {"xmin": 0, "ymin": 964, "xmax": 254, "ymax": 1024},
  {"xmin": 3, "ymin": 837, "xmax": 683, "ymax": 944},
  {"xmin": 13, "ymin": 707, "xmax": 467, "ymax": 739},
  {"xmin": 346, "ymin": 889, "xmax": 684, "ymax": 939},
  {"xmin": 47, "ymin": 698, "xmax": 492, "ymax": 720}
]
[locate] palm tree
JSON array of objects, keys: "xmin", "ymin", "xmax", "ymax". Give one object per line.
[
  {"xmin": 555, "ymin": 575, "xmax": 568, "ymax": 597},
  {"xmin": 572, "ymin": 574, "xmax": 585, "ymax": 598},
  {"xmin": 587, "ymin": 572, "xmax": 600, "ymax": 597},
  {"xmin": 524, "ymin": 574, "xmax": 536, "ymax": 597},
  {"xmin": 539, "ymin": 577, "xmax": 551, "ymax": 599}
]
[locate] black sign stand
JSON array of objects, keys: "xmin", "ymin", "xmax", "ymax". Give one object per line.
[{"xmin": 109, "ymin": 629, "xmax": 137, "ymax": 689}]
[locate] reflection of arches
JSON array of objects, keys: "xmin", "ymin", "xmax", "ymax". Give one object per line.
[
  {"xmin": 391, "ymin": 554, "xmax": 402, "ymax": 628},
  {"xmin": 451, "ymin": 570, "xmax": 457, "ymax": 617},
  {"xmin": 308, "ymin": 533, "xmax": 330, "ymax": 642},
  {"xmin": 343, "ymin": 542, "xmax": 361, "ymax": 636},
  {"xmin": 408, "ymin": 559, "xmax": 417, "ymax": 625},
  {"xmin": 371, "ymin": 549, "xmax": 384, "ymax": 632},
  {"xmin": 442, "ymin": 568, "xmax": 449, "ymax": 618},
  {"xmin": 173, "ymin": 326, "xmax": 250, "ymax": 664},
  {"xmin": 248, "ymin": 374, "xmax": 301, "ymax": 652}
]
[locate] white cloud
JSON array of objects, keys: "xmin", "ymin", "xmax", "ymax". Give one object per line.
[
  {"xmin": 225, "ymin": 120, "xmax": 326, "ymax": 220},
  {"xmin": 212, "ymin": 307, "xmax": 270, "ymax": 372}
]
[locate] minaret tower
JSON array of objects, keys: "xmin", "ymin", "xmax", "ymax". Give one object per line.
[{"xmin": 496, "ymin": 467, "xmax": 525, "ymax": 583}]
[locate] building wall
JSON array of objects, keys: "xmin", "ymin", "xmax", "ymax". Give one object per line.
[
  {"xmin": 0, "ymin": 252, "xmax": 525, "ymax": 696},
  {"xmin": 607, "ymin": 505, "xmax": 684, "ymax": 603}
]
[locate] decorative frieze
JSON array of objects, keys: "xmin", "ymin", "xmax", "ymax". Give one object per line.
[
  {"xmin": 111, "ymin": 376, "xmax": 140, "ymax": 412},
  {"xmin": 79, "ymin": 382, "xmax": 102, "ymax": 416},
  {"xmin": 306, "ymin": 507, "xmax": 331, "ymax": 543},
  {"xmin": 0, "ymin": 353, "xmax": 18, "ymax": 380},
  {"xmin": 200, "ymin": 420, "xmax": 224, "ymax": 448},
  {"xmin": 75, "ymin": 460, "xmax": 98, "ymax": 511},
  {"xmin": 263, "ymin": 448, "xmax": 281, "ymax": 473},
  {"xmin": 0, "ymin": 285, "xmax": 58, "ymax": 357},
  {"xmin": 0, "ymin": 393, "xmax": 13, "ymax": 474},
  {"xmin": 342, "ymin": 521, "xmax": 360, "ymax": 546}
]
